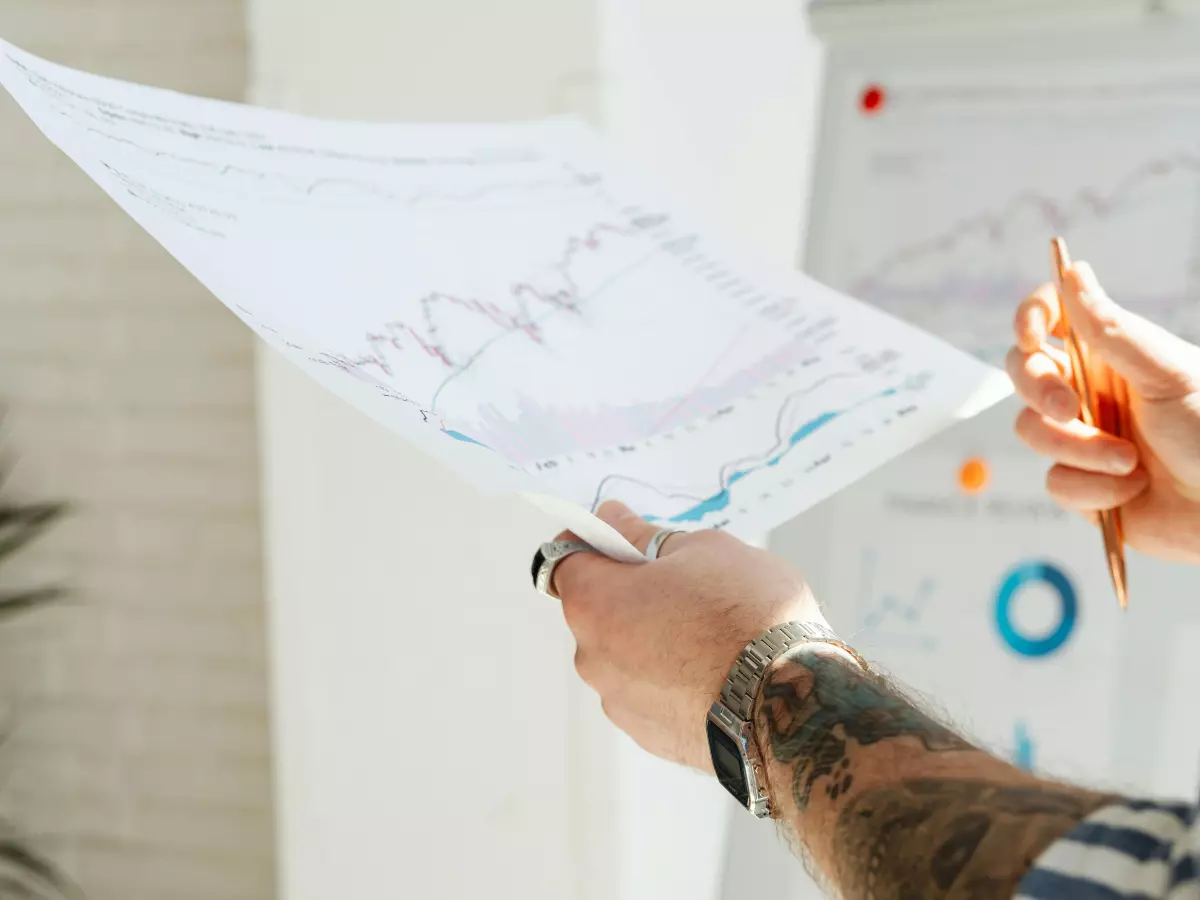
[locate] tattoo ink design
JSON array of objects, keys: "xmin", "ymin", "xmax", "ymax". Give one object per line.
[
  {"xmin": 754, "ymin": 648, "xmax": 1120, "ymax": 900},
  {"xmin": 758, "ymin": 651, "xmax": 973, "ymax": 809},
  {"xmin": 835, "ymin": 779, "xmax": 1116, "ymax": 900}
]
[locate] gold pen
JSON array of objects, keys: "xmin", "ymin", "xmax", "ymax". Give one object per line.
[{"xmin": 1051, "ymin": 238, "xmax": 1129, "ymax": 609}]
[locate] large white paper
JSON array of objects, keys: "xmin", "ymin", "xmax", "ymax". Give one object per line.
[{"xmin": 0, "ymin": 39, "xmax": 1010, "ymax": 560}]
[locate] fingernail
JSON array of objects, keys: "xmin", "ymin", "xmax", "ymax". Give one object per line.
[
  {"xmin": 1045, "ymin": 388, "xmax": 1078, "ymax": 421},
  {"xmin": 1028, "ymin": 305, "xmax": 1047, "ymax": 340},
  {"xmin": 1107, "ymin": 446, "xmax": 1138, "ymax": 475}
]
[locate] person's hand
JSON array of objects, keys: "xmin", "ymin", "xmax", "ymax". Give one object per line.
[
  {"xmin": 550, "ymin": 501, "xmax": 824, "ymax": 772},
  {"xmin": 1007, "ymin": 261, "xmax": 1200, "ymax": 563}
]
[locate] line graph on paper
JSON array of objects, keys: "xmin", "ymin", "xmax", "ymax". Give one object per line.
[
  {"xmin": 835, "ymin": 75, "xmax": 1200, "ymax": 365},
  {"xmin": 240, "ymin": 186, "xmax": 975, "ymax": 528},
  {"xmin": 0, "ymin": 40, "xmax": 1010, "ymax": 535},
  {"xmin": 298, "ymin": 210, "xmax": 870, "ymax": 466}
]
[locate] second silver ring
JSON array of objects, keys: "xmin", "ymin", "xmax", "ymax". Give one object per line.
[{"xmin": 644, "ymin": 528, "xmax": 683, "ymax": 561}]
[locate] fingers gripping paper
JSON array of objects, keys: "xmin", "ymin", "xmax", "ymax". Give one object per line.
[{"xmin": 0, "ymin": 38, "xmax": 1010, "ymax": 560}]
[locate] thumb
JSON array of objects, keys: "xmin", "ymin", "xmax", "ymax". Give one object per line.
[
  {"xmin": 594, "ymin": 500, "xmax": 662, "ymax": 554},
  {"xmin": 1064, "ymin": 262, "xmax": 1197, "ymax": 402}
]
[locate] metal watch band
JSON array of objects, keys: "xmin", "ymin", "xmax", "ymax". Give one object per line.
[{"xmin": 718, "ymin": 621, "xmax": 848, "ymax": 721}]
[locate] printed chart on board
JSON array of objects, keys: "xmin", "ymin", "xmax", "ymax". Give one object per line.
[
  {"xmin": 826, "ymin": 444, "xmax": 1200, "ymax": 796},
  {"xmin": 825, "ymin": 71, "xmax": 1200, "ymax": 365},
  {"xmin": 825, "ymin": 445, "xmax": 1127, "ymax": 788},
  {"xmin": 0, "ymin": 38, "xmax": 1008, "ymax": 555},
  {"xmin": 814, "ymin": 67, "xmax": 1200, "ymax": 795}
]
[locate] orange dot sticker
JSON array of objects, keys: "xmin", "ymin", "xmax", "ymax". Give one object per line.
[{"xmin": 958, "ymin": 458, "xmax": 990, "ymax": 495}]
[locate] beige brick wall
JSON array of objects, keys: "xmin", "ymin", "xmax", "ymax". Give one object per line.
[{"xmin": 0, "ymin": 4, "xmax": 275, "ymax": 899}]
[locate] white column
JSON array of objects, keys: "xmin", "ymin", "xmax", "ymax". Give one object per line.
[
  {"xmin": 598, "ymin": 2, "xmax": 825, "ymax": 897},
  {"xmin": 249, "ymin": 4, "xmax": 597, "ymax": 899}
]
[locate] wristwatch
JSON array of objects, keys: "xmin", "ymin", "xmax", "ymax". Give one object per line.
[{"xmin": 706, "ymin": 621, "xmax": 862, "ymax": 818}]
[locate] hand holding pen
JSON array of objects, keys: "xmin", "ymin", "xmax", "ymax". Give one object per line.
[{"xmin": 1004, "ymin": 248, "xmax": 1200, "ymax": 594}]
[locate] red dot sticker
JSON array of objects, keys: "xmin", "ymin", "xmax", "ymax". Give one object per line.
[{"xmin": 860, "ymin": 84, "xmax": 887, "ymax": 116}]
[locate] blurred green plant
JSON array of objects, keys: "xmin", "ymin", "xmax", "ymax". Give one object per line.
[
  {"xmin": 0, "ymin": 461, "xmax": 73, "ymax": 899},
  {"xmin": 0, "ymin": 473, "xmax": 67, "ymax": 618}
]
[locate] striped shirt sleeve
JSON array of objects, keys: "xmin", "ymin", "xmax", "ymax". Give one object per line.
[{"xmin": 1016, "ymin": 797, "xmax": 1199, "ymax": 899}]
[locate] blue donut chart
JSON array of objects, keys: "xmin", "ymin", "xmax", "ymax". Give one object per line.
[{"xmin": 994, "ymin": 562, "xmax": 1078, "ymax": 658}]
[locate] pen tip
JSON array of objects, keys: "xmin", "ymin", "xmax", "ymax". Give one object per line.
[{"xmin": 1051, "ymin": 236, "xmax": 1070, "ymax": 273}]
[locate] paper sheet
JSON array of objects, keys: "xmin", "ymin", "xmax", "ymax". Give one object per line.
[{"xmin": 0, "ymin": 38, "xmax": 1011, "ymax": 560}]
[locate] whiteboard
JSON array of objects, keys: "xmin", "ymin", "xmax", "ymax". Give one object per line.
[{"xmin": 779, "ymin": 11, "xmax": 1200, "ymax": 803}]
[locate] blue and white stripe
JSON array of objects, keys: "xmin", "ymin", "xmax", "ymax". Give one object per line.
[{"xmin": 1017, "ymin": 797, "xmax": 1199, "ymax": 899}]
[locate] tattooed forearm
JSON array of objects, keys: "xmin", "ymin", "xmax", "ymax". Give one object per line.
[
  {"xmin": 836, "ymin": 780, "xmax": 1117, "ymax": 900},
  {"xmin": 758, "ymin": 649, "xmax": 973, "ymax": 811},
  {"xmin": 753, "ymin": 645, "xmax": 1120, "ymax": 900}
]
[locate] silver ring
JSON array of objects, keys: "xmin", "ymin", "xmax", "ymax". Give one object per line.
[
  {"xmin": 532, "ymin": 540, "xmax": 596, "ymax": 598},
  {"xmin": 644, "ymin": 529, "xmax": 683, "ymax": 561}
]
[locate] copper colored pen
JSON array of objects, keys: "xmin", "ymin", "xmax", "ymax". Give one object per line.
[{"xmin": 1050, "ymin": 238, "xmax": 1129, "ymax": 608}]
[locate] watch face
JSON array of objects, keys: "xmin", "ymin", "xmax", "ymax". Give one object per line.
[{"xmin": 707, "ymin": 719, "xmax": 750, "ymax": 808}]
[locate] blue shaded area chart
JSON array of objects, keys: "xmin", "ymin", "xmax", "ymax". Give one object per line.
[
  {"xmin": 663, "ymin": 410, "xmax": 841, "ymax": 523},
  {"xmin": 994, "ymin": 561, "xmax": 1078, "ymax": 658},
  {"xmin": 641, "ymin": 385, "xmax": 902, "ymax": 525},
  {"xmin": 444, "ymin": 429, "xmax": 489, "ymax": 448}
]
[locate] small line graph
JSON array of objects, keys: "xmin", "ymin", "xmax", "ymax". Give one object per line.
[
  {"xmin": 93, "ymin": 133, "xmax": 603, "ymax": 211},
  {"xmin": 297, "ymin": 211, "xmax": 678, "ymax": 438},
  {"xmin": 10, "ymin": 54, "xmax": 545, "ymax": 173},
  {"xmin": 853, "ymin": 548, "xmax": 938, "ymax": 652},
  {"xmin": 9, "ymin": 53, "xmax": 617, "ymax": 216},
  {"xmin": 1013, "ymin": 721, "xmax": 1035, "ymax": 772},
  {"xmin": 102, "ymin": 162, "xmax": 236, "ymax": 237},
  {"xmin": 858, "ymin": 271, "xmax": 1194, "ymax": 364},
  {"xmin": 712, "ymin": 349, "xmax": 899, "ymax": 488},
  {"xmin": 852, "ymin": 152, "xmax": 1200, "ymax": 295},
  {"xmin": 231, "ymin": 303, "xmax": 440, "ymax": 424},
  {"xmin": 332, "ymin": 221, "xmax": 643, "ymax": 381},
  {"xmin": 639, "ymin": 406, "xmax": 844, "ymax": 524}
]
